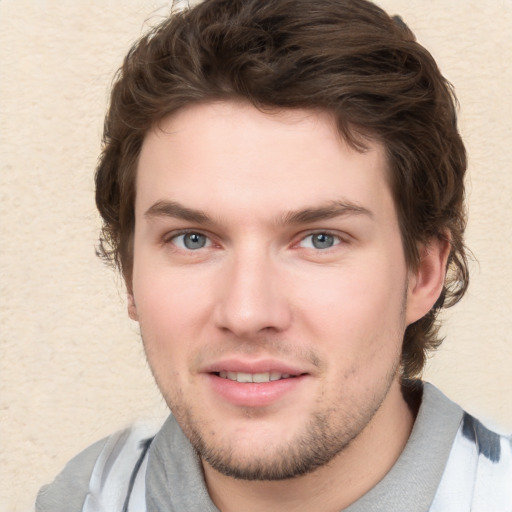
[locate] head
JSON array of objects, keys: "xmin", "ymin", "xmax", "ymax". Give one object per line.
[
  {"xmin": 96, "ymin": 0, "xmax": 468, "ymax": 382},
  {"xmin": 96, "ymin": 0, "xmax": 469, "ymax": 485}
]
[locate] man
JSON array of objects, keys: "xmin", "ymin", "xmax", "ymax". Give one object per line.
[{"xmin": 36, "ymin": 0, "xmax": 511, "ymax": 510}]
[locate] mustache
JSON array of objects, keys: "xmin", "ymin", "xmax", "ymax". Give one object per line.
[{"xmin": 192, "ymin": 337, "xmax": 323, "ymax": 370}]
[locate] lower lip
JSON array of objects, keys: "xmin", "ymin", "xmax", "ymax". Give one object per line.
[{"xmin": 205, "ymin": 373, "xmax": 307, "ymax": 408}]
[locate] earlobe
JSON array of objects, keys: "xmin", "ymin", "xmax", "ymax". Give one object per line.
[
  {"xmin": 405, "ymin": 235, "xmax": 451, "ymax": 326},
  {"xmin": 127, "ymin": 293, "xmax": 139, "ymax": 321}
]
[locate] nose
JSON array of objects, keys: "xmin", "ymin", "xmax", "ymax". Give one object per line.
[{"xmin": 213, "ymin": 249, "xmax": 292, "ymax": 337}]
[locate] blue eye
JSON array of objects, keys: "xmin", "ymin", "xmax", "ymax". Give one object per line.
[
  {"xmin": 299, "ymin": 233, "xmax": 340, "ymax": 250},
  {"xmin": 173, "ymin": 232, "xmax": 210, "ymax": 250}
]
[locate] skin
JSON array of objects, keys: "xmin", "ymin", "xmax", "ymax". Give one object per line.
[{"xmin": 129, "ymin": 101, "xmax": 449, "ymax": 511}]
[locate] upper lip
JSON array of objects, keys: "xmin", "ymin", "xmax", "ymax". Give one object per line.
[{"xmin": 200, "ymin": 358, "xmax": 309, "ymax": 376}]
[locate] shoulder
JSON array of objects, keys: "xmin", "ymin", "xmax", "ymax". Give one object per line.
[
  {"xmin": 35, "ymin": 436, "xmax": 108, "ymax": 512},
  {"xmin": 431, "ymin": 409, "xmax": 512, "ymax": 511},
  {"xmin": 460, "ymin": 412, "xmax": 509, "ymax": 464},
  {"xmin": 35, "ymin": 423, "xmax": 158, "ymax": 512}
]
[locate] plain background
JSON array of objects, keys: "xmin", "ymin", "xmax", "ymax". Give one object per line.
[{"xmin": 1, "ymin": 1, "xmax": 511, "ymax": 510}]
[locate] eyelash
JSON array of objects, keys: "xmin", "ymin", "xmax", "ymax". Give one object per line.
[
  {"xmin": 164, "ymin": 231, "xmax": 214, "ymax": 250},
  {"xmin": 296, "ymin": 231, "xmax": 344, "ymax": 251},
  {"xmin": 164, "ymin": 229, "xmax": 347, "ymax": 252}
]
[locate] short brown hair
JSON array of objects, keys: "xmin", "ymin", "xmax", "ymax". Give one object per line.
[{"xmin": 95, "ymin": 0, "xmax": 468, "ymax": 379}]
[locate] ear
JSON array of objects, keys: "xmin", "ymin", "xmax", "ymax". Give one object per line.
[
  {"xmin": 405, "ymin": 235, "xmax": 451, "ymax": 326},
  {"xmin": 127, "ymin": 292, "xmax": 139, "ymax": 321}
]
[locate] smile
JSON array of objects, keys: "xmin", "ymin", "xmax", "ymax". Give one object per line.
[
  {"xmin": 206, "ymin": 368, "xmax": 308, "ymax": 407},
  {"xmin": 217, "ymin": 371, "xmax": 296, "ymax": 383}
]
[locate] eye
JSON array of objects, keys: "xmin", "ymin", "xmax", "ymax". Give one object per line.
[
  {"xmin": 172, "ymin": 232, "xmax": 211, "ymax": 250},
  {"xmin": 298, "ymin": 232, "xmax": 341, "ymax": 250}
]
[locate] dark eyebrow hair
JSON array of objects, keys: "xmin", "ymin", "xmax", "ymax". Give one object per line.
[
  {"xmin": 279, "ymin": 201, "xmax": 373, "ymax": 224},
  {"xmin": 144, "ymin": 200, "xmax": 211, "ymax": 223},
  {"xmin": 144, "ymin": 199, "xmax": 373, "ymax": 225}
]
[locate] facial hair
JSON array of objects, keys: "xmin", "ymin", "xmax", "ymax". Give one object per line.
[{"xmin": 142, "ymin": 288, "xmax": 408, "ymax": 481}]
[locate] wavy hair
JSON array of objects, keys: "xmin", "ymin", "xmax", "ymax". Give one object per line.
[{"xmin": 95, "ymin": 0, "xmax": 468, "ymax": 379}]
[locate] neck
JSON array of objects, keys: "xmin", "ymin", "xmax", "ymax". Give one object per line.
[{"xmin": 202, "ymin": 378, "xmax": 415, "ymax": 512}]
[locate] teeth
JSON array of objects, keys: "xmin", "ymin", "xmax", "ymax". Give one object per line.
[
  {"xmin": 237, "ymin": 372, "xmax": 253, "ymax": 383},
  {"xmin": 218, "ymin": 371, "xmax": 294, "ymax": 383}
]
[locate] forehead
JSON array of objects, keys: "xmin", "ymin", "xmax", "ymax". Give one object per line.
[{"xmin": 136, "ymin": 101, "xmax": 392, "ymax": 221}]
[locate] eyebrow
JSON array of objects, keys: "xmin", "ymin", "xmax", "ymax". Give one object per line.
[
  {"xmin": 144, "ymin": 199, "xmax": 373, "ymax": 225},
  {"xmin": 145, "ymin": 200, "xmax": 211, "ymax": 223},
  {"xmin": 279, "ymin": 201, "xmax": 373, "ymax": 224}
]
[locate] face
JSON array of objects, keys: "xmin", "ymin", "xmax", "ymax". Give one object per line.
[{"xmin": 130, "ymin": 102, "xmax": 420, "ymax": 480}]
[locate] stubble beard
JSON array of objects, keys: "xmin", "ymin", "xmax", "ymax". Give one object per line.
[
  {"xmin": 188, "ymin": 406, "xmax": 381, "ymax": 481},
  {"xmin": 143, "ymin": 288, "xmax": 407, "ymax": 481},
  {"xmin": 166, "ymin": 359, "xmax": 399, "ymax": 482}
]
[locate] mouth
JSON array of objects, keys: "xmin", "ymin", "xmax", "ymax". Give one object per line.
[
  {"xmin": 202, "ymin": 358, "xmax": 310, "ymax": 407},
  {"xmin": 214, "ymin": 371, "xmax": 300, "ymax": 383},
  {"xmin": 205, "ymin": 366, "xmax": 308, "ymax": 407}
]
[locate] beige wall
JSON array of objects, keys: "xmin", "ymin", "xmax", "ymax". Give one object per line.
[{"xmin": 1, "ymin": 1, "xmax": 511, "ymax": 510}]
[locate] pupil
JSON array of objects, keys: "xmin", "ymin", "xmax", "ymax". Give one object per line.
[
  {"xmin": 184, "ymin": 233, "xmax": 206, "ymax": 249},
  {"xmin": 313, "ymin": 233, "xmax": 333, "ymax": 249}
]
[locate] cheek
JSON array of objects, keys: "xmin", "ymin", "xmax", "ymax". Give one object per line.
[
  {"xmin": 294, "ymin": 259, "xmax": 407, "ymax": 371},
  {"xmin": 134, "ymin": 257, "xmax": 212, "ymax": 317},
  {"xmin": 299, "ymin": 262, "xmax": 405, "ymax": 327},
  {"xmin": 134, "ymin": 280, "xmax": 197, "ymax": 395},
  {"xmin": 132, "ymin": 267, "xmax": 222, "ymax": 407}
]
